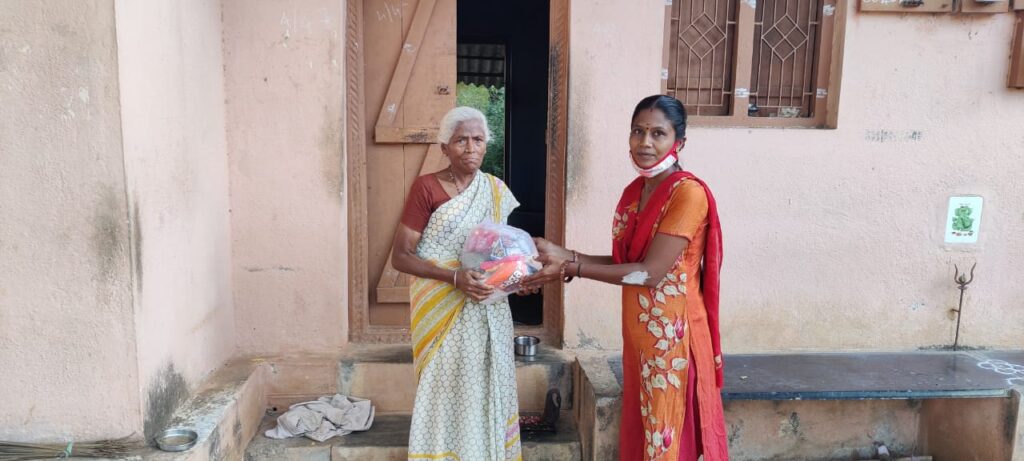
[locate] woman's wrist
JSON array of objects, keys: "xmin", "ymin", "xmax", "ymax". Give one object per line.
[{"xmin": 560, "ymin": 261, "xmax": 584, "ymax": 283}]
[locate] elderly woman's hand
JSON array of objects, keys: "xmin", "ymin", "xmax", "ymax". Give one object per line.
[
  {"xmin": 456, "ymin": 269, "xmax": 494, "ymax": 302},
  {"xmin": 515, "ymin": 286, "xmax": 540, "ymax": 296}
]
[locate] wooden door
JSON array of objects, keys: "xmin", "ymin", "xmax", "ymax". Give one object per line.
[
  {"xmin": 363, "ymin": 0, "xmax": 456, "ymax": 328},
  {"xmin": 347, "ymin": 0, "xmax": 568, "ymax": 344}
]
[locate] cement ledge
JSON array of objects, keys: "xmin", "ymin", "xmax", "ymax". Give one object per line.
[{"xmin": 136, "ymin": 359, "xmax": 268, "ymax": 461}]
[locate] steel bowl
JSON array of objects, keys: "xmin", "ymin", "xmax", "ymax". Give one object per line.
[
  {"xmin": 154, "ymin": 428, "xmax": 198, "ymax": 452},
  {"xmin": 514, "ymin": 335, "xmax": 540, "ymax": 356}
]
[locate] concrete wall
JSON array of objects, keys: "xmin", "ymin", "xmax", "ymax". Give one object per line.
[
  {"xmin": 0, "ymin": 1, "xmax": 142, "ymax": 441},
  {"xmin": 564, "ymin": 4, "xmax": 1024, "ymax": 352},
  {"xmin": 114, "ymin": 0, "xmax": 236, "ymax": 440},
  {"xmin": 563, "ymin": 0, "xmax": 669, "ymax": 349},
  {"xmin": 223, "ymin": 0, "xmax": 348, "ymax": 356},
  {"xmin": 724, "ymin": 400, "xmax": 921, "ymax": 460}
]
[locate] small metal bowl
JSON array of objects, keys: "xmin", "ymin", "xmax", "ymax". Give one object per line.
[
  {"xmin": 514, "ymin": 335, "xmax": 540, "ymax": 356},
  {"xmin": 154, "ymin": 428, "xmax": 198, "ymax": 452}
]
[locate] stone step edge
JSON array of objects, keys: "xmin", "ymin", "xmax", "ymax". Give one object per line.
[
  {"xmin": 575, "ymin": 353, "xmax": 623, "ymax": 461},
  {"xmin": 337, "ymin": 343, "xmax": 576, "ymax": 414},
  {"xmin": 138, "ymin": 360, "xmax": 269, "ymax": 460},
  {"xmin": 245, "ymin": 412, "xmax": 581, "ymax": 460}
]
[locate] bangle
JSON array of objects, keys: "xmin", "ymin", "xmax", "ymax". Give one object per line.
[
  {"xmin": 561, "ymin": 261, "xmax": 575, "ymax": 284},
  {"xmin": 453, "ymin": 270, "xmax": 458, "ymax": 287},
  {"xmin": 577, "ymin": 262, "xmax": 583, "ymax": 279}
]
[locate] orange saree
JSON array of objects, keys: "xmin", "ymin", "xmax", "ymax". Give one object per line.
[{"xmin": 613, "ymin": 173, "xmax": 728, "ymax": 461}]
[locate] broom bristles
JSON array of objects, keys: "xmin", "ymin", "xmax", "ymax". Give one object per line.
[{"xmin": 0, "ymin": 436, "xmax": 137, "ymax": 460}]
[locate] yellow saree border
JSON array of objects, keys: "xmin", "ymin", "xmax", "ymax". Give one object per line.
[
  {"xmin": 410, "ymin": 175, "xmax": 505, "ymax": 380},
  {"xmin": 410, "ymin": 259, "xmax": 465, "ymax": 380},
  {"xmin": 487, "ymin": 175, "xmax": 501, "ymax": 222}
]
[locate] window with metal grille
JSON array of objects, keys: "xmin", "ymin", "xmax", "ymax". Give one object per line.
[
  {"xmin": 663, "ymin": 0, "xmax": 845, "ymax": 128},
  {"xmin": 666, "ymin": 0, "xmax": 738, "ymax": 116}
]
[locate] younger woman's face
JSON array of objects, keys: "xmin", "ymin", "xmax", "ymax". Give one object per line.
[{"xmin": 629, "ymin": 108, "xmax": 677, "ymax": 169}]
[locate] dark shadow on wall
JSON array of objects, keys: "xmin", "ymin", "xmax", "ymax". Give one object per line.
[{"xmin": 143, "ymin": 363, "xmax": 189, "ymax": 443}]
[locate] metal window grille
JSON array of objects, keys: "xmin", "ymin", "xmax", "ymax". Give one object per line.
[
  {"xmin": 748, "ymin": 0, "xmax": 823, "ymax": 118},
  {"xmin": 667, "ymin": 0, "xmax": 738, "ymax": 116}
]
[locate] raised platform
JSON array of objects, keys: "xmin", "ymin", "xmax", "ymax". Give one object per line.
[
  {"xmin": 337, "ymin": 343, "xmax": 574, "ymax": 414},
  {"xmin": 723, "ymin": 351, "xmax": 1015, "ymax": 400},
  {"xmin": 576, "ymin": 350, "xmax": 1024, "ymax": 460},
  {"xmin": 135, "ymin": 359, "xmax": 268, "ymax": 461}
]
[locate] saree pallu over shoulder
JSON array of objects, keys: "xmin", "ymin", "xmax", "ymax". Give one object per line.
[
  {"xmin": 407, "ymin": 172, "xmax": 522, "ymax": 461},
  {"xmin": 613, "ymin": 172, "xmax": 728, "ymax": 461},
  {"xmin": 614, "ymin": 171, "xmax": 724, "ymax": 386},
  {"xmin": 410, "ymin": 173, "xmax": 507, "ymax": 379},
  {"xmin": 410, "ymin": 269, "xmax": 465, "ymax": 379}
]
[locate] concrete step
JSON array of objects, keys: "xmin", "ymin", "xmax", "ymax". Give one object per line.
[
  {"xmin": 245, "ymin": 413, "xmax": 581, "ymax": 461},
  {"xmin": 337, "ymin": 343, "xmax": 574, "ymax": 414},
  {"xmin": 136, "ymin": 359, "xmax": 268, "ymax": 461}
]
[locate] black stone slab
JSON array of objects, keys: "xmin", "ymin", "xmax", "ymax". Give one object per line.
[
  {"xmin": 978, "ymin": 350, "xmax": 1024, "ymax": 366},
  {"xmin": 973, "ymin": 351, "xmax": 1024, "ymax": 386},
  {"xmin": 721, "ymin": 352, "xmax": 1014, "ymax": 401}
]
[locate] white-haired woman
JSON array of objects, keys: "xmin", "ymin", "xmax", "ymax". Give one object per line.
[{"xmin": 391, "ymin": 106, "xmax": 523, "ymax": 460}]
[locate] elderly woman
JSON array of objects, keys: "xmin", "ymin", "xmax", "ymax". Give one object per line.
[
  {"xmin": 390, "ymin": 106, "xmax": 522, "ymax": 461},
  {"xmin": 524, "ymin": 95, "xmax": 729, "ymax": 460}
]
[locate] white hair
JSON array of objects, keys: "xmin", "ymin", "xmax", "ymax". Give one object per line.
[{"xmin": 437, "ymin": 106, "xmax": 492, "ymax": 144}]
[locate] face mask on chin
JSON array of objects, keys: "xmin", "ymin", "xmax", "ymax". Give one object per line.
[{"xmin": 631, "ymin": 141, "xmax": 682, "ymax": 178}]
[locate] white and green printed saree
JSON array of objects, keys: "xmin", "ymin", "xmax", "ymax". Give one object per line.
[{"xmin": 407, "ymin": 172, "xmax": 522, "ymax": 461}]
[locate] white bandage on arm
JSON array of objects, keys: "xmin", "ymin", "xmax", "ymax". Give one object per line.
[{"xmin": 622, "ymin": 271, "xmax": 650, "ymax": 286}]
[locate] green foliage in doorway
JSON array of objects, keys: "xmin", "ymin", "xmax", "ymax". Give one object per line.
[{"xmin": 456, "ymin": 82, "xmax": 506, "ymax": 180}]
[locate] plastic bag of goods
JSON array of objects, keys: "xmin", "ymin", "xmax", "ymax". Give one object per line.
[{"xmin": 459, "ymin": 222, "xmax": 541, "ymax": 304}]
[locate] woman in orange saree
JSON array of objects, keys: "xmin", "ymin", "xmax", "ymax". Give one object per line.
[{"xmin": 524, "ymin": 95, "xmax": 728, "ymax": 461}]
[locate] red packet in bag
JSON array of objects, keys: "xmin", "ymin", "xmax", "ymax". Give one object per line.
[{"xmin": 460, "ymin": 223, "xmax": 540, "ymax": 304}]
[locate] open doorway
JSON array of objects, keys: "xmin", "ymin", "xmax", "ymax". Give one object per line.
[
  {"xmin": 456, "ymin": 0, "xmax": 550, "ymax": 326},
  {"xmin": 345, "ymin": 0, "xmax": 567, "ymax": 344}
]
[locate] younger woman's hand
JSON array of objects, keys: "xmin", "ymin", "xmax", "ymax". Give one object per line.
[
  {"xmin": 533, "ymin": 237, "xmax": 572, "ymax": 261},
  {"xmin": 521, "ymin": 254, "xmax": 566, "ymax": 290},
  {"xmin": 455, "ymin": 269, "xmax": 494, "ymax": 302}
]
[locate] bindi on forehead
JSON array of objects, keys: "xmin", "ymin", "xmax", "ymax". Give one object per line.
[{"xmin": 633, "ymin": 122, "xmax": 669, "ymax": 129}]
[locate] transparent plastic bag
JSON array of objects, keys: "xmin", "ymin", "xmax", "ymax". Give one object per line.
[{"xmin": 459, "ymin": 222, "xmax": 541, "ymax": 304}]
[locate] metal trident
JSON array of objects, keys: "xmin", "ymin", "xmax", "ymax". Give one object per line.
[{"xmin": 952, "ymin": 263, "xmax": 976, "ymax": 350}]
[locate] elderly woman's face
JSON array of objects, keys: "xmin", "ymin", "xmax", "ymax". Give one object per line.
[
  {"xmin": 441, "ymin": 119, "xmax": 487, "ymax": 174},
  {"xmin": 629, "ymin": 108, "xmax": 677, "ymax": 169}
]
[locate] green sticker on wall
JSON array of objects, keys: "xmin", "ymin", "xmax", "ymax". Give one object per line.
[{"xmin": 944, "ymin": 196, "xmax": 983, "ymax": 244}]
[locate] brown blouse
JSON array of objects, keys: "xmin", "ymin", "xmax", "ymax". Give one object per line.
[{"xmin": 400, "ymin": 174, "xmax": 453, "ymax": 233}]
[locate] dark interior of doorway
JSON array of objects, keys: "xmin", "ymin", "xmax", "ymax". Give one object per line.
[{"xmin": 458, "ymin": 0, "xmax": 550, "ymax": 326}]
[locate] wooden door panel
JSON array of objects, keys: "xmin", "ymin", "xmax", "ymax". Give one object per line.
[
  {"xmin": 363, "ymin": 0, "xmax": 455, "ymax": 324},
  {"xmin": 375, "ymin": 144, "xmax": 449, "ymax": 304},
  {"xmin": 364, "ymin": 0, "xmax": 411, "ymax": 318},
  {"xmin": 397, "ymin": 0, "xmax": 456, "ymax": 140}
]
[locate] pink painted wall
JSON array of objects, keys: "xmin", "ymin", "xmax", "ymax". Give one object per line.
[
  {"xmin": 0, "ymin": 1, "xmax": 142, "ymax": 442},
  {"xmin": 114, "ymin": 0, "xmax": 236, "ymax": 439},
  {"xmin": 223, "ymin": 0, "xmax": 349, "ymax": 356},
  {"xmin": 563, "ymin": 0, "xmax": 668, "ymax": 349},
  {"xmin": 564, "ymin": 4, "xmax": 1024, "ymax": 352}
]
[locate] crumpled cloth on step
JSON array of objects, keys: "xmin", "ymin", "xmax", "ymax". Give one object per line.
[{"xmin": 265, "ymin": 394, "xmax": 375, "ymax": 442}]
